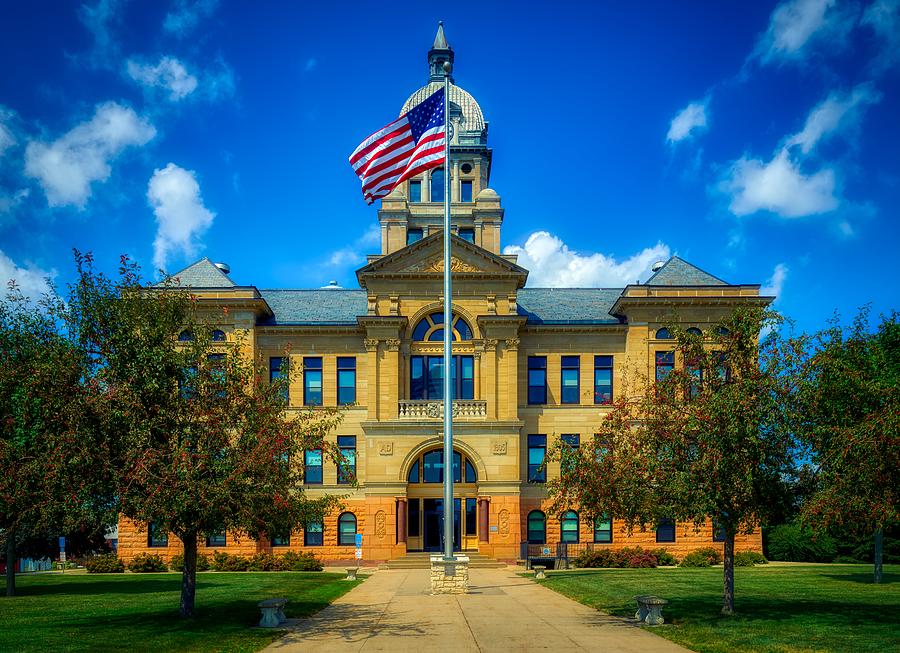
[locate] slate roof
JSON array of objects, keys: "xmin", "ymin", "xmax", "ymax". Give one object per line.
[
  {"xmin": 644, "ymin": 256, "xmax": 727, "ymax": 286},
  {"xmin": 257, "ymin": 290, "xmax": 368, "ymax": 325},
  {"xmin": 517, "ymin": 288, "xmax": 623, "ymax": 324},
  {"xmin": 158, "ymin": 257, "xmax": 236, "ymax": 288}
]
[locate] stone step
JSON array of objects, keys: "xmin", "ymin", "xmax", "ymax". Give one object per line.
[{"xmin": 379, "ymin": 552, "xmax": 507, "ymax": 570}]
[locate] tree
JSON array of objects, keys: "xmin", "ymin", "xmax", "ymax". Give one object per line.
[
  {"xmin": 1, "ymin": 282, "xmax": 113, "ymax": 597},
  {"xmin": 69, "ymin": 254, "xmax": 345, "ymax": 617},
  {"xmin": 547, "ymin": 307, "xmax": 799, "ymax": 615},
  {"xmin": 797, "ymin": 307, "xmax": 899, "ymax": 583}
]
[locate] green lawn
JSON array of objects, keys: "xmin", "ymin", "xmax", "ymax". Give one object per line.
[
  {"xmin": 1, "ymin": 571, "xmax": 360, "ymax": 653},
  {"xmin": 537, "ymin": 564, "xmax": 899, "ymax": 653}
]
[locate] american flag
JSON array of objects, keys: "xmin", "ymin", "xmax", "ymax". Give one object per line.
[{"xmin": 349, "ymin": 88, "xmax": 445, "ymax": 204}]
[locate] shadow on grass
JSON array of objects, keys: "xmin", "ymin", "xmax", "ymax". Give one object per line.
[
  {"xmin": 11, "ymin": 576, "xmax": 227, "ymax": 597},
  {"xmin": 820, "ymin": 572, "xmax": 899, "ymax": 585}
]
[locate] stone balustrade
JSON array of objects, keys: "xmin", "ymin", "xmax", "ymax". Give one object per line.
[{"xmin": 398, "ymin": 400, "xmax": 487, "ymax": 420}]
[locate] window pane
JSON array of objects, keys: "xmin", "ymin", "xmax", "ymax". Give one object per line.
[
  {"xmin": 460, "ymin": 181, "xmax": 473, "ymax": 203},
  {"xmin": 427, "ymin": 328, "xmax": 445, "ymax": 342},
  {"xmin": 452, "ymin": 451, "xmax": 461, "ymax": 483},
  {"xmin": 430, "ymin": 169, "xmax": 444, "ymax": 202},
  {"xmin": 459, "ymin": 227, "xmax": 474, "ymax": 242},
  {"xmin": 454, "ymin": 317, "xmax": 473, "ymax": 340},
  {"xmin": 409, "ymin": 181, "xmax": 421, "ymax": 203},
  {"xmin": 338, "ymin": 438, "xmax": 356, "ymax": 485},
  {"xmin": 465, "ymin": 460, "xmax": 477, "ymax": 483},
  {"xmin": 305, "ymin": 522, "xmax": 323, "ymax": 546},
  {"xmin": 656, "ymin": 518, "xmax": 676, "ymax": 543},
  {"xmin": 423, "ymin": 451, "xmax": 443, "ymax": 483},
  {"xmin": 465, "ymin": 498, "xmax": 477, "ymax": 535},
  {"xmin": 561, "ymin": 434, "xmax": 580, "ymax": 447},
  {"xmin": 410, "ymin": 356, "xmax": 425, "ymax": 399},
  {"xmin": 655, "ymin": 352, "xmax": 675, "ymax": 382},
  {"xmin": 430, "ymin": 312, "xmax": 444, "ymax": 325},
  {"xmin": 408, "ymin": 499, "xmax": 420, "ymax": 537},
  {"xmin": 528, "ymin": 369, "xmax": 546, "ymax": 404},
  {"xmin": 527, "ymin": 512, "xmax": 546, "ymax": 544},
  {"xmin": 271, "ymin": 533, "xmax": 290, "ymax": 547},
  {"xmin": 211, "ymin": 329, "xmax": 226, "ymax": 342},
  {"xmin": 561, "ymin": 368, "xmax": 579, "ymax": 404},
  {"xmin": 561, "ymin": 511, "xmax": 579, "ymax": 543},
  {"xmin": 338, "ymin": 514, "xmax": 356, "ymax": 546},
  {"xmin": 338, "ymin": 370, "xmax": 356, "ymax": 405},
  {"xmin": 412, "ymin": 319, "xmax": 430, "ymax": 341},
  {"xmin": 407, "ymin": 460, "xmax": 419, "ymax": 483},
  {"xmin": 206, "ymin": 532, "xmax": 226, "ymax": 547},
  {"xmin": 305, "ymin": 449, "xmax": 322, "ymax": 484},
  {"xmin": 427, "ymin": 357, "xmax": 443, "ymax": 399},
  {"xmin": 594, "ymin": 515, "xmax": 612, "ymax": 543}
]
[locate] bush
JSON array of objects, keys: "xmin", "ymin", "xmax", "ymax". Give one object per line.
[
  {"xmin": 248, "ymin": 553, "xmax": 288, "ymax": 571},
  {"xmin": 651, "ymin": 548, "xmax": 678, "ymax": 566},
  {"xmin": 281, "ymin": 550, "xmax": 324, "ymax": 571},
  {"xmin": 833, "ymin": 554, "xmax": 865, "ymax": 564},
  {"xmin": 85, "ymin": 554, "xmax": 125, "ymax": 573},
  {"xmin": 573, "ymin": 547, "xmax": 658, "ymax": 568},
  {"xmin": 767, "ymin": 524, "xmax": 837, "ymax": 562},
  {"xmin": 574, "ymin": 548, "xmax": 618, "ymax": 568},
  {"xmin": 211, "ymin": 550, "xmax": 249, "ymax": 571},
  {"xmin": 169, "ymin": 553, "xmax": 210, "ymax": 572},
  {"xmin": 734, "ymin": 551, "xmax": 767, "ymax": 566},
  {"xmin": 618, "ymin": 547, "xmax": 658, "ymax": 568},
  {"xmin": 680, "ymin": 550, "xmax": 712, "ymax": 567},
  {"xmin": 127, "ymin": 553, "xmax": 167, "ymax": 573}
]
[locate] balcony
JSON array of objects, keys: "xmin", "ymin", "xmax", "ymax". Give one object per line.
[{"xmin": 398, "ymin": 400, "xmax": 487, "ymax": 420}]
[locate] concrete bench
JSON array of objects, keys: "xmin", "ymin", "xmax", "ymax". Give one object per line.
[
  {"xmin": 345, "ymin": 567, "xmax": 359, "ymax": 580},
  {"xmin": 258, "ymin": 597, "xmax": 288, "ymax": 628},
  {"xmin": 634, "ymin": 595, "xmax": 667, "ymax": 626},
  {"xmin": 533, "ymin": 565, "xmax": 547, "ymax": 579}
]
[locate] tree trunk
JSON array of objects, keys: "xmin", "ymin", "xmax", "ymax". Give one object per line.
[
  {"xmin": 179, "ymin": 533, "xmax": 198, "ymax": 618},
  {"xmin": 874, "ymin": 528, "xmax": 883, "ymax": 585},
  {"xmin": 722, "ymin": 530, "xmax": 735, "ymax": 615},
  {"xmin": 5, "ymin": 529, "xmax": 15, "ymax": 597}
]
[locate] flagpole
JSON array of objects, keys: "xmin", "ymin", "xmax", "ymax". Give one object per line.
[{"xmin": 441, "ymin": 58, "xmax": 455, "ymax": 562}]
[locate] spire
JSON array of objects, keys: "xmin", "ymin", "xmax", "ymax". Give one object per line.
[{"xmin": 428, "ymin": 21, "xmax": 454, "ymax": 83}]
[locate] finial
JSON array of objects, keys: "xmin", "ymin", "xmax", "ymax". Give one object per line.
[{"xmin": 433, "ymin": 21, "xmax": 449, "ymax": 49}]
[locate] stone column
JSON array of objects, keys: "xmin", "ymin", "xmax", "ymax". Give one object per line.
[
  {"xmin": 384, "ymin": 339, "xmax": 401, "ymax": 420},
  {"xmin": 397, "ymin": 499, "xmax": 407, "ymax": 544},
  {"xmin": 504, "ymin": 338, "xmax": 520, "ymax": 420},
  {"xmin": 478, "ymin": 498, "xmax": 490, "ymax": 543},
  {"xmin": 484, "ymin": 339, "xmax": 498, "ymax": 419},
  {"xmin": 365, "ymin": 339, "xmax": 379, "ymax": 420}
]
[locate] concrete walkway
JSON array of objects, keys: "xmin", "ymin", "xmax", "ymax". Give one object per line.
[{"xmin": 265, "ymin": 567, "xmax": 689, "ymax": 652}]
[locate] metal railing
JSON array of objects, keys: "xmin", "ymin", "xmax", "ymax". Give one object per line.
[{"xmin": 520, "ymin": 541, "xmax": 611, "ymax": 569}]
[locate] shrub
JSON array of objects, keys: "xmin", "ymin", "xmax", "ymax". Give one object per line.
[
  {"xmin": 573, "ymin": 547, "xmax": 658, "ymax": 568},
  {"xmin": 766, "ymin": 524, "xmax": 837, "ymax": 562},
  {"xmin": 651, "ymin": 548, "xmax": 678, "ymax": 566},
  {"xmin": 85, "ymin": 554, "xmax": 125, "ymax": 573},
  {"xmin": 574, "ymin": 548, "xmax": 617, "ymax": 568},
  {"xmin": 281, "ymin": 550, "xmax": 324, "ymax": 571},
  {"xmin": 169, "ymin": 553, "xmax": 210, "ymax": 572},
  {"xmin": 211, "ymin": 550, "xmax": 249, "ymax": 571},
  {"xmin": 679, "ymin": 550, "xmax": 712, "ymax": 567},
  {"xmin": 618, "ymin": 547, "xmax": 658, "ymax": 568},
  {"xmin": 833, "ymin": 554, "xmax": 865, "ymax": 564},
  {"xmin": 127, "ymin": 553, "xmax": 167, "ymax": 573},
  {"xmin": 734, "ymin": 551, "xmax": 767, "ymax": 566},
  {"xmin": 248, "ymin": 553, "xmax": 288, "ymax": 571}
]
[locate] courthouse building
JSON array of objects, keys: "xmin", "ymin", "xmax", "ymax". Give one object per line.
[{"xmin": 118, "ymin": 27, "xmax": 767, "ymax": 564}]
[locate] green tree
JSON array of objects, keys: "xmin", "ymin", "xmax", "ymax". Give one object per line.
[
  {"xmin": 548, "ymin": 307, "xmax": 798, "ymax": 615},
  {"xmin": 797, "ymin": 307, "xmax": 899, "ymax": 583},
  {"xmin": 69, "ymin": 254, "xmax": 345, "ymax": 617},
  {"xmin": 1, "ymin": 282, "xmax": 113, "ymax": 597}
]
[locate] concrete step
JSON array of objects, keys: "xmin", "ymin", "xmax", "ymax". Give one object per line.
[{"xmin": 379, "ymin": 552, "xmax": 507, "ymax": 570}]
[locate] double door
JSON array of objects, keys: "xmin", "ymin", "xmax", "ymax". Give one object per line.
[{"xmin": 409, "ymin": 496, "xmax": 478, "ymax": 552}]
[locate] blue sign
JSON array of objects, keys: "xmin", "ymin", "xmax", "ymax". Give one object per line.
[
  {"xmin": 355, "ymin": 533, "xmax": 363, "ymax": 547},
  {"xmin": 58, "ymin": 536, "xmax": 66, "ymax": 550}
]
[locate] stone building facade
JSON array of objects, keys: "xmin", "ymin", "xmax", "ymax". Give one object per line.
[{"xmin": 118, "ymin": 26, "xmax": 768, "ymax": 564}]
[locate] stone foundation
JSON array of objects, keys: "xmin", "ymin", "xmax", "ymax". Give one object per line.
[{"xmin": 430, "ymin": 555, "xmax": 469, "ymax": 594}]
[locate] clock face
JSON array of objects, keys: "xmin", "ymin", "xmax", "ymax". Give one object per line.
[{"xmin": 448, "ymin": 121, "xmax": 455, "ymax": 142}]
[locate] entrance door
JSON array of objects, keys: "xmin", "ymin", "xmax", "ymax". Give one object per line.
[{"xmin": 423, "ymin": 498, "xmax": 461, "ymax": 552}]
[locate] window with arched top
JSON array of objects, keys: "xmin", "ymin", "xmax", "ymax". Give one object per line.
[
  {"xmin": 411, "ymin": 312, "xmax": 473, "ymax": 342},
  {"xmin": 211, "ymin": 329, "xmax": 226, "ymax": 342},
  {"xmin": 686, "ymin": 327, "xmax": 703, "ymax": 336},
  {"xmin": 716, "ymin": 326, "xmax": 730, "ymax": 336},
  {"xmin": 561, "ymin": 510, "xmax": 580, "ymax": 543},
  {"xmin": 407, "ymin": 449, "xmax": 477, "ymax": 484},
  {"xmin": 178, "ymin": 330, "xmax": 194, "ymax": 341},
  {"xmin": 527, "ymin": 511, "xmax": 546, "ymax": 544},
  {"xmin": 655, "ymin": 328, "xmax": 673, "ymax": 340},
  {"xmin": 337, "ymin": 512, "xmax": 357, "ymax": 546}
]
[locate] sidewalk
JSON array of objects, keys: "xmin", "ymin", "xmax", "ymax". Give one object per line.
[{"xmin": 265, "ymin": 567, "xmax": 690, "ymax": 652}]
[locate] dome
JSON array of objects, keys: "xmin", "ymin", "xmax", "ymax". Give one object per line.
[
  {"xmin": 401, "ymin": 82, "xmax": 485, "ymax": 133},
  {"xmin": 476, "ymin": 187, "xmax": 499, "ymax": 200}
]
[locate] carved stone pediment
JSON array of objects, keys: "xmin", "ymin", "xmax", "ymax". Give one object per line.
[{"xmin": 401, "ymin": 256, "xmax": 481, "ymax": 274}]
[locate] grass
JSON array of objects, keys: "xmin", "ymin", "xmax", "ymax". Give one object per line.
[
  {"xmin": 537, "ymin": 564, "xmax": 899, "ymax": 653},
  {"xmin": 0, "ymin": 570, "xmax": 360, "ymax": 653}
]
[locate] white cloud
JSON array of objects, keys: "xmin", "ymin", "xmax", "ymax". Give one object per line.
[
  {"xmin": 0, "ymin": 188, "xmax": 30, "ymax": 215},
  {"xmin": 667, "ymin": 100, "xmax": 708, "ymax": 143},
  {"xmin": 148, "ymin": 163, "xmax": 215, "ymax": 271},
  {"xmin": 24, "ymin": 102, "xmax": 156, "ymax": 208},
  {"xmin": 787, "ymin": 84, "xmax": 881, "ymax": 153},
  {"xmin": 327, "ymin": 224, "xmax": 381, "ymax": 267},
  {"xmin": 164, "ymin": 0, "xmax": 219, "ymax": 37},
  {"xmin": 126, "ymin": 56, "xmax": 198, "ymax": 101},
  {"xmin": 719, "ymin": 149, "xmax": 838, "ymax": 218},
  {"xmin": 0, "ymin": 249, "xmax": 55, "ymax": 300},
  {"xmin": 503, "ymin": 232, "xmax": 671, "ymax": 287},
  {"xmin": 761, "ymin": 263, "xmax": 789, "ymax": 299},
  {"xmin": 754, "ymin": 0, "xmax": 854, "ymax": 65},
  {"xmin": 862, "ymin": 0, "xmax": 900, "ymax": 72}
]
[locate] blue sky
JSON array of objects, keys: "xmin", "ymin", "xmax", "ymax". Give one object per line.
[{"xmin": 0, "ymin": 0, "xmax": 898, "ymax": 332}]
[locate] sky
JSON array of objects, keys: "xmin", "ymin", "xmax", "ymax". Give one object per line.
[{"xmin": 0, "ymin": 0, "xmax": 898, "ymax": 333}]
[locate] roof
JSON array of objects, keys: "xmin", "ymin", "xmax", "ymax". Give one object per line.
[
  {"xmin": 402, "ymin": 82, "xmax": 485, "ymax": 133},
  {"xmin": 517, "ymin": 288, "xmax": 623, "ymax": 325},
  {"xmin": 158, "ymin": 257, "xmax": 236, "ymax": 288},
  {"xmin": 644, "ymin": 256, "xmax": 727, "ymax": 286},
  {"xmin": 257, "ymin": 290, "xmax": 367, "ymax": 326}
]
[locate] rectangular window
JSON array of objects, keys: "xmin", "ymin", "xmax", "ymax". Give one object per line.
[
  {"xmin": 337, "ymin": 436, "xmax": 356, "ymax": 485},
  {"xmin": 561, "ymin": 434, "xmax": 580, "ymax": 448},
  {"xmin": 528, "ymin": 434, "xmax": 547, "ymax": 483},
  {"xmin": 458, "ymin": 227, "xmax": 475, "ymax": 243},
  {"xmin": 179, "ymin": 366, "xmax": 197, "ymax": 400},
  {"xmin": 465, "ymin": 498, "xmax": 477, "ymax": 536},
  {"xmin": 430, "ymin": 168, "xmax": 444, "ymax": 202},
  {"xmin": 303, "ymin": 357, "xmax": 322, "ymax": 406},
  {"xmin": 594, "ymin": 515, "xmax": 613, "ymax": 543},
  {"xmin": 408, "ymin": 499, "xmax": 420, "ymax": 537},
  {"xmin": 270, "ymin": 357, "xmax": 288, "ymax": 403},
  {"xmin": 561, "ymin": 355, "xmax": 580, "ymax": 404},
  {"xmin": 712, "ymin": 521, "xmax": 726, "ymax": 542},
  {"xmin": 527, "ymin": 356, "xmax": 547, "ymax": 405},
  {"xmin": 410, "ymin": 355, "xmax": 474, "ymax": 400},
  {"xmin": 688, "ymin": 362, "xmax": 702, "ymax": 399},
  {"xmin": 304, "ymin": 522, "xmax": 323, "ymax": 546},
  {"xmin": 407, "ymin": 227, "xmax": 423, "ymax": 245},
  {"xmin": 206, "ymin": 532, "xmax": 226, "ymax": 547},
  {"xmin": 208, "ymin": 353, "xmax": 226, "ymax": 398},
  {"xmin": 271, "ymin": 533, "xmax": 290, "ymax": 547},
  {"xmin": 714, "ymin": 352, "xmax": 732, "ymax": 383},
  {"xmin": 656, "ymin": 518, "xmax": 676, "ymax": 543},
  {"xmin": 147, "ymin": 522, "xmax": 168, "ymax": 548},
  {"xmin": 561, "ymin": 434, "xmax": 580, "ymax": 474},
  {"xmin": 409, "ymin": 180, "xmax": 421, "ymax": 202},
  {"xmin": 594, "ymin": 355, "xmax": 613, "ymax": 404},
  {"xmin": 655, "ymin": 351, "xmax": 675, "ymax": 382},
  {"xmin": 337, "ymin": 357, "xmax": 356, "ymax": 405},
  {"xmin": 304, "ymin": 449, "xmax": 323, "ymax": 484},
  {"xmin": 460, "ymin": 180, "xmax": 473, "ymax": 203}
]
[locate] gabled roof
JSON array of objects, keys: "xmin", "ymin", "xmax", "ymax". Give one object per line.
[
  {"xmin": 157, "ymin": 257, "xmax": 236, "ymax": 288},
  {"xmin": 257, "ymin": 290, "xmax": 367, "ymax": 326},
  {"xmin": 644, "ymin": 256, "xmax": 727, "ymax": 286},
  {"xmin": 517, "ymin": 288, "xmax": 623, "ymax": 325}
]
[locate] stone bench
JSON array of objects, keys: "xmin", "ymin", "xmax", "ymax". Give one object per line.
[
  {"xmin": 258, "ymin": 597, "xmax": 288, "ymax": 628},
  {"xmin": 345, "ymin": 567, "xmax": 359, "ymax": 581},
  {"xmin": 533, "ymin": 565, "xmax": 547, "ymax": 579},
  {"xmin": 634, "ymin": 595, "xmax": 667, "ymax": 626}
]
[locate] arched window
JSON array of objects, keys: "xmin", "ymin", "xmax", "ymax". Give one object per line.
[
  {"xmin": 561, "ymin": 511, "xmax": 579, "ymax": 543},
  {"xmin": 715, "ymin": 326, "xmax": 730, "ymax": 336},
  {"xmin": 409, "ymin": 449, "xmax": 477, "ymax": 484},
  {"xmin": 407, "ymin": 460, "xmax": 420, "ymax": 483},
  {"xmin": 211, "ymin": 329, "xmax": 226, "ymax": 342},
  {"xmin": 527, "ymin": 511, "xmax": 546, "ymax": 544},
  {"xmin": 337, "ymin": 512, "xmax": 357, "ymax": 546},
  {"xmin": 411, "ymin": 312, "xmax": 473, "ymax": 342},
  {"xmin": 464, "ymin": 459, "xmax": 477, "ymax": 483},
  {"xmin": 655, "ymin": 328, "xmax": 673, "ymax": 340},
  {"xmin": 686, "ymin": 327, "xmax": 702, "ymax": 336},
  {"xmin": 178, "ymin": 329, "xmax": 194, "ymax": 341}
]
